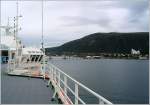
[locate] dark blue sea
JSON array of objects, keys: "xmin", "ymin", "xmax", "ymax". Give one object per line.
[{"xmin": 50, "ymin": 57, "xmax": 149, "ymax": 104}]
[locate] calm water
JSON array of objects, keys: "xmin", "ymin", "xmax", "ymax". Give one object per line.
[{"xmin": 49, "ymin": 57, "xmax": 149, "ymax": 104}]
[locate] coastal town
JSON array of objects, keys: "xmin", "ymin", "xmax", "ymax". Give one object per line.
[{"xmin": 46, "ymin": 49, "xmax": 149, "ymax": 60}]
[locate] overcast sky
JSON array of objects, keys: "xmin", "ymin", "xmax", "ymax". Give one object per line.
[{"xmin": 1, "ymin": 0, "xmax": 149, "ymax": 48}]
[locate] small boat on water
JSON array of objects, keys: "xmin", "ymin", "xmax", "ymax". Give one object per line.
[{"xmin": 139, "ymin": 56, "xmax": 148, "ymax": 60}]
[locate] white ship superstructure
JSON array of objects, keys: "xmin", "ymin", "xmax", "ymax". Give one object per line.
[{"xmin": 0, "ymin": 21, "xmax": 22, "ymax": 63}]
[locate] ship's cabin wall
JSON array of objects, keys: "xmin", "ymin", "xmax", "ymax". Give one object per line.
[
  {"xmin": 1, "ymin": 50, "xmax": 15, "ymax": 63},
  {"xmin": 22, "ymin": 54, "xmax": 43, "ymax": 62},
  {"xmin": 1, "ymin": 50, "xmax": 8, "ymax": 63},
  {"xmin": 30, "ymin": 55, "xmax": 43, "ymax": 62}
]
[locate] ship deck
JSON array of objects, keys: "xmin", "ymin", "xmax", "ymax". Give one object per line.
[{"xmin": 1, "ymin": 64, "xmax": 58, "ymax": 104}]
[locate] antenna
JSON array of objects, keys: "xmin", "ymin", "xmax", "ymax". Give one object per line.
[
  {"xmin": 7, "ymin": 17, "xmax": 10, "ymax": 26},
  {"xmin": 14, "ymin": 0, "xmax": 23, "ymax": 69},
  {"xmin": 41, "ymin": 0, "xmax": 44, "ymax": 49},
  {"xmin": 14, "ymin": 17, "xmax": 16, "ymax": 40},
  {"xmin": 15, "ymin": 0, "xmax": 19, "ymax": 57},
  {"xmin": 6, "ymin": 17, "xmax": 10, "ymax": 35},
  {"xmin": 41, "ymin": 0, "xmax": 46, "ymax": 80},
  {"xmin": 16, "ymin": 1, "xmax": 18, "ymax": 38}
]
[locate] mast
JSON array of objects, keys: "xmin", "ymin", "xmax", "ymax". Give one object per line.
[
  {"xmin": 14, "ymin": 1, "xmax": 19, "ymax": 59},
  {"xmin": 41, "ymin": 0, "xmax": 44, "ymax": 49},
  {"xmin": 41, "ymin": 0, "xmax": 45, "ymax": 80},
  {"xmin": 7, "ymin": 17, "xmax": 10, "ymax": 26},
  {"xmin": 14, "ymin": 0, "xmax": 22, "ymax": 68},
  {"xmin": 6, "ymin": 17, "xmax": 10, "ymax": 35}
]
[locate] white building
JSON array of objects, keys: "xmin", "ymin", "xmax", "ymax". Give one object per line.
[{"xmin": 131, "ymin": 49, "xmax": 140, "ymax": 55}]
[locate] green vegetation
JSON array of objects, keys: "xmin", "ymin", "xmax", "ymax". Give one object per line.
[{"xmin": 46, "ymin": 32, "xmax": 149, "ymax": 56}]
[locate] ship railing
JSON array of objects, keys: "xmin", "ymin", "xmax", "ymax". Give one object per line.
[{"xmin": 46, "ymin": 63, "xmax": 113, "ymax": 104}]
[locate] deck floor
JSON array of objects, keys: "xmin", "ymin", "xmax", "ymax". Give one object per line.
[{"xmin": 1, "ymin": 64, "xmax": 58, "ymax": 104}]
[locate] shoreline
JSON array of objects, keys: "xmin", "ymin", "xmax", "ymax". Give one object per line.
[{"xmin": 48, "ymin": 55, "xmax": 149, "ymax": 60}]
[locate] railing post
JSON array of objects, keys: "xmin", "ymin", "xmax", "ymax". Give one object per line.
[
  {"xmin": 99, "ymin": 98, "xmax": 104, "ymax": 104},
  {"xmin": 13, "ymin": 59, "xmax": 15, "ymax": 70},
  {"xmin": 75, "ymin": 83, "xmax": 79, "ymax": 104},
  {"xmin": 8, "ymin": 49, "xmax": 10, "ymax": 72},
  {"xmin": 58, "ymin": 71, "xmax": 60, "ymax": 87},
  {"xmin": 47, "ymin": 66, "xmax": 51, "ymax": 86},
  {"xmin": 64, "ymin": 75, "xmax": 67, "ymax": 95},
  {"xmin": 54, "ymin": 68, "xmax": 56, "ymax": 82},
  {"xmin": 51, "ymin": 66, "xmax": 53, "ymax": 80}
]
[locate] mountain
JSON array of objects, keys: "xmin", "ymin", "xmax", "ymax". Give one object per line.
[{"xmin": 45, "ymin": 32, "xmax": 149, "ymax": 55}]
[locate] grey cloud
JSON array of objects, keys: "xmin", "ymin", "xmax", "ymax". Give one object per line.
[
  {"xmin": 61, "ymin": 16, "xmax": 111, "ymax": 28},
  {"xmin": 61, "ymin": 0, "xmax": 149, "ymax": 32},
  {"xmin": 2, "ymin": 0, "xmax": 149, "ymax": 47},
  {"xmin": 115, "ymin": 0, "xmax": 149, "ymax": 23},
  {"xmin": 87, "ymin": 0, "xmax": 149, "ymax": 24}
]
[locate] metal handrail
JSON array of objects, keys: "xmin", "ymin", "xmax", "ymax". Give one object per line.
[
  {"xmin": 60, "ymin": 79, "xmax": 86, "ymax": 104},
  {"xmin": 46, "ymin": 63, "xmax": 113, "ymax": 104}
]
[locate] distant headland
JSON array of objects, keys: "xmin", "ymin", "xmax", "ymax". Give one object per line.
[{"xmin": 45, "ymin": 32, "xmax": 149, "ymax": 59}]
